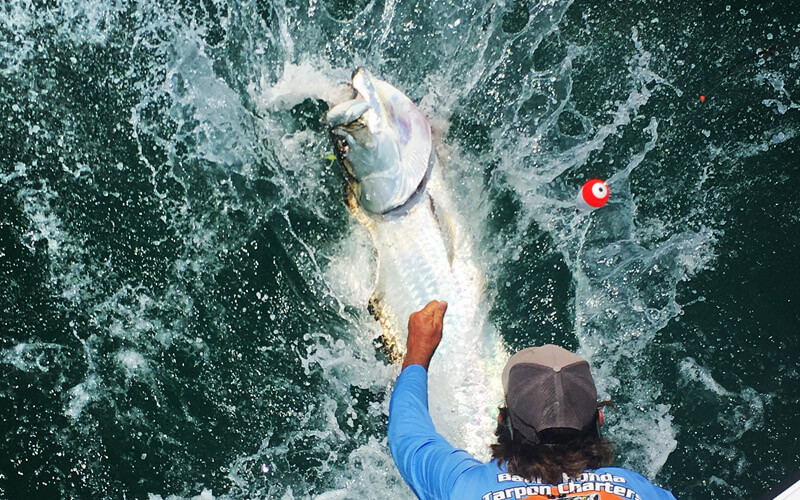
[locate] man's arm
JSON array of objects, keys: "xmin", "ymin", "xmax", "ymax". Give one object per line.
[
  {"xmin": 402, "ymin": 300, "xmax": 447, "ymax": 371},
  {"xmin": 388, "ymin": 301, "xmax": 481, "ymax": 499}
]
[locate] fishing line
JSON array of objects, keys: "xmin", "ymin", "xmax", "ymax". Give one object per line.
[
  {"xmin": 695, "ymin": 44, "xmax": 783, "ymax": 103},
  {"xmin": 681, "ymin": 2, "xmax": 796, "ymax": 105}
]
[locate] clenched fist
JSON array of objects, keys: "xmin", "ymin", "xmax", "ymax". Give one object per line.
[{"xmin": 402, "ymin": 300, "xmax": 448, "ymax": 371}]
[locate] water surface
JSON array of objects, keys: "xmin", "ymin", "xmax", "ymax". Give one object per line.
[{"xmin": 1, "ymin": 0, "xmax": 798, "ymax": 498}]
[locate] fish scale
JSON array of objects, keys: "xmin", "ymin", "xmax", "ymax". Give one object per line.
[{"xmin": 371, "ymin": 174, "xmax": 504, "ymax": 457}]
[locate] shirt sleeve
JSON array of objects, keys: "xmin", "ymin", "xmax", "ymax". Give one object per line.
[{"xmin": 388, "ymin": 364, "xmax": 482, "ymax": 500}]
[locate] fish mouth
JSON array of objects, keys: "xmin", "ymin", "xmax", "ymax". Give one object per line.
[
  {"xmin": 326, "ymin": 68, "xmax": 387, "ymax": 178},
  {"xmin": 325, "ymin": 68, "xmax": 432, "ymax": 214}
]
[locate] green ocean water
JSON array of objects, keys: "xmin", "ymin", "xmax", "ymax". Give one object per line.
[{"xmin": 1, "ymin": 0, "xmax": 798, "ymax": 498}]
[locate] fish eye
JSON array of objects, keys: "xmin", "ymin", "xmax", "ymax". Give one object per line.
[{"xmin": 335, "ymin": 136, "xmax": 349, "ymax": 153}]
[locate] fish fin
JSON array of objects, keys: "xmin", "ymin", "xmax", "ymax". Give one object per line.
[
  {"xmin": 428, "ymin": 194, "xmax": 457, "ymax": 267},
  {"xmin": 368, "ymin": 294, "xmax": 405, "ymax": 364},
  {"xmin": 345, "ymin": 182, "xmax": 360, "ymax": 214}
]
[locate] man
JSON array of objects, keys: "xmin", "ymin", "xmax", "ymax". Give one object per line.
[{"xmin": 388, "ymin": 300, "xmax": 677, "ymax": 500}]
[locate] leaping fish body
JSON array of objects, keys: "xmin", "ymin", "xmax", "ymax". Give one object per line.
[{"xmin": 326, "ymin": 68, "xmax": 505, "ymax": 456}]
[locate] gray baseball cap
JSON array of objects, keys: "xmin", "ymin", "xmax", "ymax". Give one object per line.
[{"xmin": 502, "ymin": 344, "xmax": 598, "ymax": 443}]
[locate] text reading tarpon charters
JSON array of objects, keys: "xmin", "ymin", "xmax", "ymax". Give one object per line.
[{"xmin": 481, "ymin": 472, "xmax": 643, "ymax": 500}]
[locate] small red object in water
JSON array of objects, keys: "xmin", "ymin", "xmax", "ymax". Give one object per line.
[
  {"xmin": 576, "ymin": 179, "xmax": 610, "ymax": 211},
  {"xmin": 699, "ymin": 95, "xmax": 706, "ymax": 102}
]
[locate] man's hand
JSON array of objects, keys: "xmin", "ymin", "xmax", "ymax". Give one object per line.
[{"xmin": 402, "ymin": 300, "xmax": 448, "ymax": 371}]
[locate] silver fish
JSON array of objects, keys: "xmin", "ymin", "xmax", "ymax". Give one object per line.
[{"xmin": 326, "ymin": 68, "xmax": 506, "ymax": 457}]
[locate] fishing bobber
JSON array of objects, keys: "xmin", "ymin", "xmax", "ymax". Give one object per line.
[{"xmin": 576, "ymin": 179, "xmax": 609, "ymax": 211}]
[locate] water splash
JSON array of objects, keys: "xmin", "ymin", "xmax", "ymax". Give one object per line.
[{"xmin": 2, "ymin": 0, "xmax": 798, "ymax": 498}]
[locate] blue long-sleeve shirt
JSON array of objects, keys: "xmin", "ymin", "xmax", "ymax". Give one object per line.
[{"xmin": 388, "ymin": 364, "xmax": 678, "ymax": 500}]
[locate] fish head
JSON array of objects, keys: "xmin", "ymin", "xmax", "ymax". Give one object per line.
[{"xmin": 326, "ymin": 67, "xmax": 432, "ymax": 214}]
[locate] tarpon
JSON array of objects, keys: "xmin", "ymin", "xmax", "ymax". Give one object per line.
[{"xmin": 325, "ymin": 68, "xmax": 505, "ymax": 457}]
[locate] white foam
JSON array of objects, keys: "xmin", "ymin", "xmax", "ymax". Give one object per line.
[
  {"xmin": 611, "ymin": 399, "xmax": 677, "ymax": 479},
  {"xmin": 116, "ymin": 349, "xmax": 149, "ymax": 378},
  {"xmin": 322, "ymin": 223, "xmax": 378, "ymax": 308},
  {"xmin": 313, "ymin": 490, "xmax": 348, "ymax": 500},
  {"xmin": 756, "ymin": 71, "xmax": 799, "ymax": 114},
  {"xmin": 679, "ymin": 357, "xmax": 729, "ymax": 396},
  {"xmin": 1, "ymin": 342, "xmax": 64, "ymax": 373},
  {"xmin": 254, "ymin": 60, "xmax": 353, "ymax": 112},
  {"xmin": 65, "ymin": 374, "xmax": 99, "ymax": 420},
  {"xmin": 301, "ymin": 330, "xmax": 396, "ymax": 398},
  {"xmin": 148, "ymin": 488, "xmax": 216, "ymax": 500},
  {"xmin": 679, "ymin": 357, "xmax": 769, "ymax": 443}
]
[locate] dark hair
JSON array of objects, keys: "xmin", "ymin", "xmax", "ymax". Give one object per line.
[{"xmin": 490, "ymin": 407, "xmax": 614, "ymax": 485}]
